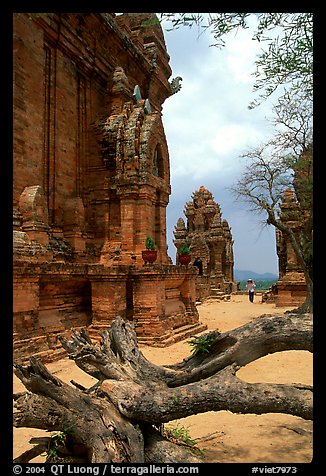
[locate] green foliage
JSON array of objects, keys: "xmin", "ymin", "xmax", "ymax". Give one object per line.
[
  {"xmin": 27, "ymin": 13, "xmax": 43, "ymax": 20},
  {"xmin": 238, "ymin": 280, "xmax": 277, "ymax": 291},
  {"xmin": 163, "ymin": 423, "xmax": 206, "ymax": 458},
  {"xmin": 188, "ymin": 332, "xmax": 216, "ymax": 355},
  {"xmin": 159, "ymin": 13, "xmax": 313, "ymax": 108},
  {"xmin": 172, "ymin": 394, "xmax": 179, "ymax": 406},
  {"xmin": 47, "ymin": 431, "xmax": 67, "ymax": 460},
  {"xmin": 145, "ymin": 236, "xmax": 156, "ymax": 250},
  {"xmin": 159, "ymin": 13, "xmax": 249, "ymax": 46},
  {"xmin": 140, "ymin": 15, "xmax": 160, "ymax": 28},
  {"xmin": 45, "ymin": 423, "xmax": 76, "ymax": 460},
  {"xmin": 179, "ymin": 242, "xmax": 191, "ymax": 255},
  {"xmin": 249, "ymin": 13, "xmax": 313, "ymax": 108}
]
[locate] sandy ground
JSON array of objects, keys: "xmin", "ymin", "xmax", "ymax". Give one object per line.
[{"xmin": 13, "ymin": 294, "xmax": 313, "ymax": 463}]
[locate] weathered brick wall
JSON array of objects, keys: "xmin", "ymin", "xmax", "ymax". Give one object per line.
[
  {"xmin": 13, "ymin": 265, "xmax": 92, "ymax": 335},
  {"xmin": 13, "ymin": 277, "xmax": 40, "ymax": 336},
  {"xmin": 275, "ymin": 276, "xmax": 306, "ymax": 307},
  {"xmin": 13, "ymin": 17, "xmax": 46, "ymax": 205},
  {"xmin": 131, "ymin": 265, "xmax": 202, "ymax": 341}
]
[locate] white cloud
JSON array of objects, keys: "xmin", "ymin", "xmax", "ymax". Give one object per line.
[
  {"xmin": 225, "ymin": 32, "xmax": 260, "ymax": 83},
  {"xmin": 210, "ymin": 123, "xmax": 266, "ymax": 157}
]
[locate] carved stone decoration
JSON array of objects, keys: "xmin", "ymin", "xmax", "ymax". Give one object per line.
[
  {"xmin": 18, "ymin": 185, "xmax": 49, "ymax": 244},
  {"xmin": 144, "ymin": 98, "xmax": 152, "ymax": 114},
  {"xmin": 133, "ymin": 84, "xmax": 142, "ymax": 102},
  {"xmin": 169, "ymin": 76, "xmax": 183, "ymax": 95},
  {"xmin": 111, "ymin": 67, "xmax": 133, "ymax": 114},
  {"xmin": 112, "ymin": 66, "xmax": 131, "ymax": 95}
]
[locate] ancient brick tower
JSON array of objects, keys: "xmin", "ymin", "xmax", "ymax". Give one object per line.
[
  {"xmin": 13, "ymin": 13, "xmax": 205, "ymax": 362},
  {"xmin": 274, "ymin": 145, "xmax": 312, "ymax": 307},
  {"xmin": 173, "ymin": 186, "xmax": 237, "ymax": 300},
  {"xmin": 275, "ymin": 189, "xmax": 306, "ymax": 306}
]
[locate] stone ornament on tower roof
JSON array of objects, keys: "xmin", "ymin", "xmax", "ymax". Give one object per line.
[{"xmin": 169, "ymin": 76, "xmax": 183, "ymax": 95}]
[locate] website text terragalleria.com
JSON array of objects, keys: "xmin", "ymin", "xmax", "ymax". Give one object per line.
[{"xmin": 48, "ymin": 465, "xmax": 199, "ymax": 475}]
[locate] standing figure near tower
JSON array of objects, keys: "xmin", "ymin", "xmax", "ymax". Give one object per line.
[
  {"xmin": 246, "ymin": 278, "xmax": 256, "ymax": 302},
  {"xmin": 193, "ymin": 257, "xmax": 203, "ymax": 275}
]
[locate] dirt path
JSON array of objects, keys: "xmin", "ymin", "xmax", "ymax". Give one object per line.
[{"xmin": 13, "ymin": 295, "xmax": 313, "ymax": 463}]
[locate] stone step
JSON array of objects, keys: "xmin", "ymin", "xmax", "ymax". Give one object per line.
[
  {"xmin": 18, "ymin": 347, "xmax": 68, "ymax": 366},
  {"xmin": 84, "ymin": 320, "xmax": 208, "ymax": 349},
  {"xmin": 137, "ymin": 321, "xmax": 207, "ymax": 347},
  {"xmin": 173, "ymin": 321, "xmax": 206, "ymax": 336},
  {"xmin": 209, "ymin": 288, "xmax": 231, "ymax": 300},
  {"xmin": 88, "ymin": 324, "xmax": 110, "ymax": 335}
]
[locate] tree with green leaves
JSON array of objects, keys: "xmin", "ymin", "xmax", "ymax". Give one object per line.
[
  {"xmin": 159, "ymin": 13, "xmax": 313, "ymax": 107},
  {"xmin": 229, "ymin": 90, "xmax": 313, "ymax": 312},
  {"xmin": 159, "ymin": 13, "xmax": 313, "ymax": 311}
]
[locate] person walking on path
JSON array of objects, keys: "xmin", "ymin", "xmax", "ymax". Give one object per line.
[{"xmin": 246, "ymin": 278, "xmax": 256, "ymax": 302}]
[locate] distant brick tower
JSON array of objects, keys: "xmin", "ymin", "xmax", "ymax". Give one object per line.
[
  {"xmin": 173, "ymin": 186, "xmax": 237, "ymax": 300},
  {"xmin": 275, "ymin": 189, "xmax": 307, "ymax": 307},
  {"xmin": 274, "ymin": 144, "xmax": 312, "ymax": 307}
]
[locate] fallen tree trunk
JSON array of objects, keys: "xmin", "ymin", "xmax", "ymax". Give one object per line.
[
  {"xmin": 13, "ymin": 358, "xmax": 145, "ymax": 463},
  {"xmin": 14, "ymin": 312, "xmax": 312, "ymax": 463}
]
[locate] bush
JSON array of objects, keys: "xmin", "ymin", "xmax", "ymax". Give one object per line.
[
  {"xmin": 145, "ymin": 236, "xmax": 156, "ymax": 250},
  {"xmin": 238, "ymin": 280, "xmax": 277, "ymax": 291},
  {"xmin": 179, "ymin": 242, "xmax": 191, "ymax": 255}
]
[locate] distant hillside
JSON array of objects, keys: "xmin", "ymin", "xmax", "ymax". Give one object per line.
[{"xmin": 234, "ymin": 269, "xmax": 278, "ymax": 281}]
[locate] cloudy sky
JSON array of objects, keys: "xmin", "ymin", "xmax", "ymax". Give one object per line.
[{"xmin": 159, "ymin": 15, "xmax": 280, "ymax": 275}]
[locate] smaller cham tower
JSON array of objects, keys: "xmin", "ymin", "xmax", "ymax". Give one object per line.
[
  {"xmin": 273, "ymin": 144, "xmax": 312, "ymax": 307},
  {"xmin": 173, "ymin": 186, "xmax": 238, "ymax": 301}
]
